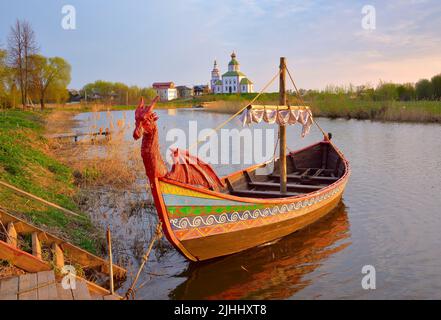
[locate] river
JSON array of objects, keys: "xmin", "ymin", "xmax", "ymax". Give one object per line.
[{"xmin": 73, "ymin": 108, "xmax": 441, "ymax": 300}]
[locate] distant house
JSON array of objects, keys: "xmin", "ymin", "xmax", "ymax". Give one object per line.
[
  {"xmin": 152, "ymin": 82, "xmax": 178, "ymax": 101},
  {"xmin": 67, "ymin": 89, "xmax": 82, "ymax": 103},
  {"xmin": 176, "ymin": 86, "xmax": 194, "ymax": 99},
  {"xmin": 193, "ymin": 85, "xmax": 210, "ymax": 96},
  {"xmin": 88, "ymin": 91, "xmax": 102, "ymax": 101}
]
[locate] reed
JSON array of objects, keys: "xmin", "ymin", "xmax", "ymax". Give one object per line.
[{"xmin": 204, "ymin": 97, "xmax": 441, "ymax": 123}]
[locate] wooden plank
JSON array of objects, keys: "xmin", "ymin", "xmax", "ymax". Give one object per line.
[
  {"xmin": 295, "ymin": 168, "xmax": 335, "ymax": 173},
  {"xmin": 0, "ymin": 240, "xmax": 52, "ymax": 273},
  {"xmin": 37, "ymin": 271, "xmax": 58, "ymax": 300},
  {"xmin": 18, "ymin": 273, "xmax": 38, "ymax": 300},
  {"xmin": 321, "ymin": 144, "xmax": 328, "ymax": 169},
  {"xmin": 91, "ymin": 293, "xmax": 105, "ymax": 300},
  {"xmin": 243, "ymin": 171, "xmax": 253, "ymax": 183},
  {"xmin": 103, "ymin": 294, "xmax": 120, "ymax": 300},
  {"xmin": 0, "ymin": 276, "xmax": 19, "ymax": 300},
  {"xmin": 249, "ymin": 181, "xmax": 325, "ymax": 192},
  {"xmin": 313, "ymin": 169, "xmax": 324, "ymax": 177},
  {"xmin": 54, "ymin": 273, "xmax": 111, "ymax": 297},
  {"xmin": 56, "ymin": 283, "xmax": 73, "ymax": 300},
  {"xmin": 71, "ymin": 278, "xmax": 91, "ymax": 300},
  {"xmin": 32, "ymin": 232, "xmax": 42, "ymax": 259},
  {"xmin": 289, "ymin": 155, "xmax": 297, "ymax": 170},
  {"xmin": 1, "ymin": 208, "xmax": 126, "ymax": 278},
  {"xmin": 6, "ymin": 222, "xmax": 18, "ymax": 247},
  {"xmin": 231, "ymin": 189, "xmax": 300, "ymax": 198},
  {"xmin": 271, "ymin": 173, "xmax": 339, "ymax": 184},
  {"xmin": 334, "ymin": 157, "xmax": 341, "ymax": 176},
  {"xmin": 12, "ymin": 221, "xmax": 35, "ymax": 234}
]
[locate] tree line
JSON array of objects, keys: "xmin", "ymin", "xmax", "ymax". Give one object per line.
[
  {"xmin": 0, "ymin": 20, "xmax": 71, "ymax": 109},
  {"xmin": 80, "ymin": 80, "xmax": 156, "ymax": 105},
  {"xmin": 301, "ymin": 74, "xmax": 441, "ymax": 102}
]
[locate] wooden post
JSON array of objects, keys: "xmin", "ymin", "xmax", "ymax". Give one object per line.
[
  {"xmin": 31, "ymin": 232, "xmax": 42, "ymax": 260},
  {"xmin": 6, "ymin": 222, "xmax": 18, "ymax": 247},
  {"xmin": 52, "ymin": 243, "xmax": 64, "ymax": 269},
  {"xmin": 279, "ymin": 57, "xmax": 288, "ymax": 194},
  {"xmin": 106, "ymin": 227, "xmax": 114, "ymax": 295}
]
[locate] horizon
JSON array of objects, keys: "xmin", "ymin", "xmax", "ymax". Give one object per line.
[{"xmin": 1, "ymin": 0, "xmax": 440, "ymax": 91}]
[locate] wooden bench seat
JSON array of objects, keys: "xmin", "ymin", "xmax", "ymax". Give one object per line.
[
  {"xmin": 230, "ymin": 189, "xmax": 300, "ymax": 198},
  {"xmin": 271, "ymin": 173, "xmax": 339, "ymax": 183},
  {"xmin": 248, "ymin": 181, "xmax": 325, "ymax": 192}
]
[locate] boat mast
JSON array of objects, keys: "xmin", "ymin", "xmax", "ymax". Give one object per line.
[{"xmin": 279, "ymin": 57, "xmax": 287, "ymax": 194}]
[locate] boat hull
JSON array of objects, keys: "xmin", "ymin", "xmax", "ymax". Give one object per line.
[
  {"xmin": 179, "ymin": 190, "xmax": 344, "ymax": 261},
  {"xmin": 151, "ymin": 160, "xmax": 349, "ymax": 261}
]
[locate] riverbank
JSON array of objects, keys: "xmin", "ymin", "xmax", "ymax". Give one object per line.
[
  {"xmin": 0, "ymin": 109, "xmax": 102, "ymax": 254},
  {"xmin": 46, "ymin": 93, "xmax": 441, "ymax": 123},
  {"xmin": 201, "ymin": 95, "xmax": 441, "ymax": 123}
]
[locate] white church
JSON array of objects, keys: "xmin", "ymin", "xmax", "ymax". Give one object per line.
[{"xmin": 210, "ymin": 52, "xmax": 254, "ymax": 94}]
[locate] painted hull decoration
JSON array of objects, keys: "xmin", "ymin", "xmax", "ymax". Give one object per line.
[
  {"xmin": 134, "ymin": 58, "xmax": 350, "ymax": 261},
  {"xmin": 151, "ymin": 141, "xmax": 350, "ymax": 261}
]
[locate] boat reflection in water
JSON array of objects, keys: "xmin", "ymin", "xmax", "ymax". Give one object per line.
[{"xmin": 170, "ymin": 202, "xmax": 350, "ymax": 300}]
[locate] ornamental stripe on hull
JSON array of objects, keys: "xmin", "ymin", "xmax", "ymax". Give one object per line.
[{"xmin": 159, "ymin": 180, "xmax": 346, "ymax": 241}]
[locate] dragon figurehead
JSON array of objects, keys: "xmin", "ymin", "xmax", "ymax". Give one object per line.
[{"xmin": 133, "ymin": 97, "xmax": 224, "ymax": 190}]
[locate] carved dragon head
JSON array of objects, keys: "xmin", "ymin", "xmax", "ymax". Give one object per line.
[{"xmin": 133, "ymin": 96, "xmax": 160, "ymax": 140}]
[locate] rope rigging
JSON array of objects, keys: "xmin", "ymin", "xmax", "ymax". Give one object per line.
[
  {"xmin": 189, "ymin": 69, "xmax": 282, "ymax": 151},
  {"xmin": 286, "ymin": 66, "xmax": 346, "ymax": 159}
]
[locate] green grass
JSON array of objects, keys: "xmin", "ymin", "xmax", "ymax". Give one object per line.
[
  {"xmin": 184, "ymin": 93, "xmax": 441, "ymax": 123},
  {"xmin": 307, "ymin": 95, "xmax": 441, "ymax": 122},
  {"xmin": 0, "ymin": 109, "xmax": 100, "ymax": 253}
]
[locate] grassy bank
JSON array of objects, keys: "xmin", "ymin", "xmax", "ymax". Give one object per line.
[
  {"xmin": 0, "ymin": 109, "xmax": 101, "ymax": 253},
  {"xmin": 42, "ymin": 93, "xmax": 441, "ymax": 123},
  {"xmin": 44, "ymin": 101, "xmax": 194, "ymax": 112},
  {"xmin": 308, "ymin": 96, "xmax": 441, "ymax": 122},
  {"xmin": 199, "ymin": 94, "xmax": 441, "ymax": 123}
]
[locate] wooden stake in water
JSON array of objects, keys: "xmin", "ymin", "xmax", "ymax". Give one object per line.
[{"xmin": 106, "ymin": 227, "xmax": 114, "ymax": 295}]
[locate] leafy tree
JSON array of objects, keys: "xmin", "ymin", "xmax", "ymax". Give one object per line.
[
  {"xmin": 396, "ymin": 83, "xmax": 415, "ymax": 101},
  {"xmin": 374, "ymin": 82, "xmax": 398, "ymax": 101},
  {"xmin": 82, "ymin": 81, "xmax": 157, "ymax": 105},
  {"xmin": 0, "ymin": 49, "xmax": 8, "ymax": 106},
  {"xmin": 431, "ymin": 74, "xmax": 441, "ymax": 100},
  {"xmin": 29, "ymin": 54, "xmax": 71, "ymax": 109},
  {"xmin": 83, "ymin": 80, "xmax": 115, "ymax": 103},
  {"xmin": 112, "ymin": 82, "xmax": 129, "ymax": 104},
  {"xmin": 140, "ymin": 87, "xmax": 157, "ymax": 102},
  {"xmin": 415, "ymin": 79, "xmax": 433, "ymax": 100}
]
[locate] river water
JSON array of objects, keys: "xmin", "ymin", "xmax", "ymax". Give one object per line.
[{"xmin": 74, "ymin": 108, "xmax": 441, "ymax": 300}]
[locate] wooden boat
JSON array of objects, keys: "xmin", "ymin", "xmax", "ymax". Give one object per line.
[
  {"xmin": 151, "ymin": 139, "xmax": 349, "ymax": 261},
  {"xmin": 135, "ymin": 57, "xmax": 350, "ymax": 261}
]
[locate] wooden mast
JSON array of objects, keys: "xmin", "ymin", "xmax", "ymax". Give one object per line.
[{"xmin": 279, "ymin": 57, "xmax": 287, "ymax": 194}]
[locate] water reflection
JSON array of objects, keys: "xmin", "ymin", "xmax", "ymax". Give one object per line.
[{"xmin": 170, "ymin": 202, "xmax": 350, "ymax": 300}]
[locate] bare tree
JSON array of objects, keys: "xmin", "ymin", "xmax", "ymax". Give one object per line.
[{"xmin": 7, "ymin": 19, "xmax": 38, "ymax": 108}]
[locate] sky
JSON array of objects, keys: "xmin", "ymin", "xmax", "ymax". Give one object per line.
[{"xmin": 1, "ymin": 0, "xmax": 440, "ymax": 91}]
